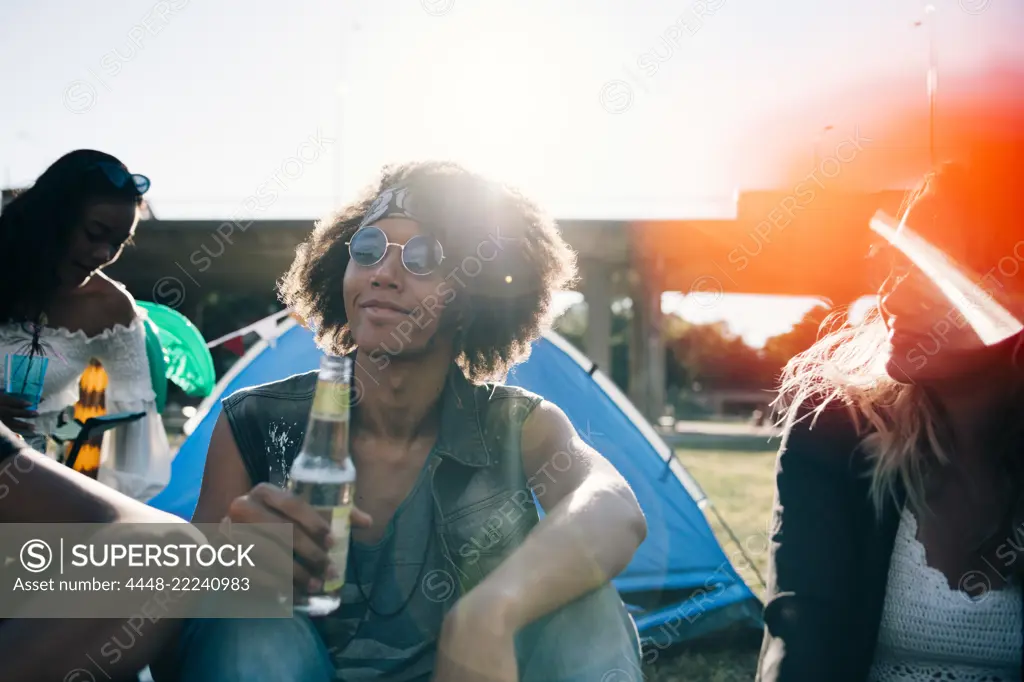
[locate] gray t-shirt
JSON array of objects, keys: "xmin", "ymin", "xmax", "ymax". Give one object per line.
[{"xmin": 314, "ymin": 451, "xmax": 457, "ymax": 681}]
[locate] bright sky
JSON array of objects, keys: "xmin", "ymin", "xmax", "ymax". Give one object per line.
[{"xmin": 2, "ymin": 0, "xmax": 1021, "ymax": 344}]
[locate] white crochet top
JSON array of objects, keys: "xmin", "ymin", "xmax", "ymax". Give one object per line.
[
  {"xmin": 869, "ymin": 506, "xmax": 1022, "ymax": 682},
  {"xmin": 0, "ymin": 317, "xmax": 172, "ymax": 502}
]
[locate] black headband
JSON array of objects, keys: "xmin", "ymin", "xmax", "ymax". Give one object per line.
[{"xmin": 358, "ymin": 185, "xmax": 417, "ymax": 230}]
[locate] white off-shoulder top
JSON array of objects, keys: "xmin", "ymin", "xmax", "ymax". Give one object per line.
[{"xmin": 0, "ymin": 316, "xmax": 172, "ymax": 502}]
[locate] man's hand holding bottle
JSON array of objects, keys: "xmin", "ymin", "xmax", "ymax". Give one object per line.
[{"xmin": 225, "ymin": 482, "xmax": 373, "ymax": 598}]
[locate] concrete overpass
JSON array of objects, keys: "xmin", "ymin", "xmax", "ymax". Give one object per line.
[{"xmin": 102, "ymin": 188, "xmax": 908, "ymax": 421}]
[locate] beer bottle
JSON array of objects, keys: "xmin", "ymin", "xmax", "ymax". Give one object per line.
[{"xmin": 287, "ymin": 354, "xmax": 357, "ymax": 616}]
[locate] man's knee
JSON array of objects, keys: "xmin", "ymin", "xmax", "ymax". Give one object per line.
[
  {"xmin": 517, "ymin": 585, "xmax": 642, "ymax": 682},
  {"xmin": 177, "ymin": 614, "xmax": 333, "ymax": 682}
]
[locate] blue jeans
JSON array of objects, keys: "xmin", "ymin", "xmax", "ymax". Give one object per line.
[{"xmin": 176, "ymin": 584, "xmax": 643, "ymax": 682}]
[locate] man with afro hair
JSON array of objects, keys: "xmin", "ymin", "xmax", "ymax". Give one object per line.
[{"xmin": 170, "ymin": 161, "xmax": 647, "ymax": 682}]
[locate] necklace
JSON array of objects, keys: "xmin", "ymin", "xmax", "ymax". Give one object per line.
[{"xmin": 350, "ymin": 495, "xmax": 437, "ymax": 619}]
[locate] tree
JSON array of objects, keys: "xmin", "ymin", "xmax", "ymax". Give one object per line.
[
  {"xmin": 666, "ymin": 318, "xmax": 774, "ymax": 390},
  {"xmin": 556, "ymin": 298, "xmax": 837, "ymax": 416},
  {"xmin": 762, "ymin": 302, "xmax": 832, "ymax": 375}
]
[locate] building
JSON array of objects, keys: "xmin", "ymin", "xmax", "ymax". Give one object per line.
[{"xmin": 85, "ymin": 188, "xmax": 906, "ymax": 420}]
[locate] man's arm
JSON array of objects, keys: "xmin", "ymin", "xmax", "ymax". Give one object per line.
[
  {"xmin": 149, "ymin": 411, "xmax": 256, "ymax": 682},
  {"xmin": 190, "ymin": 411, "xmax": 256, "ymax": 523},
  {"xmin": 0, "ymin": 424, "xmax": 200, "ymax": 682},
  {"xmin": 463, "ymin": 399, "xmax": 647, "ymax": 633}
]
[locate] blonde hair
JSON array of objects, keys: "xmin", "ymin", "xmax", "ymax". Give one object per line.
[
  {"xmin": 772, "ymin": 139, "xmax": 1024, "ymax": 581},
  {"xmin": 772, "ymin": 172, "xmax": 957, "ymax": 518},
  {"xmin": 772, "ymin": 304, "xmax": 954, "ymax": 518},
  {"xmin": 774, "ymin": 158, "xmax": 1024, "ymax": 522}
]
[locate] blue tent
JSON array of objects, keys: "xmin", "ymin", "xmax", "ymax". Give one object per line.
[{"xmin": 147, "ymin": 315, "xmax": 762, "ymax": 646}]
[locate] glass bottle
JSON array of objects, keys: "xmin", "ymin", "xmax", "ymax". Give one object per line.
[{"xmin": 287, "ymin": 355, "xmax": 357, "ymax": 616}]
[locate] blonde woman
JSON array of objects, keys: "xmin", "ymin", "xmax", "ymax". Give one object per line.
[{"xmin": 757, "ymin": 159, "xmax": 1024, "ymax": 682}]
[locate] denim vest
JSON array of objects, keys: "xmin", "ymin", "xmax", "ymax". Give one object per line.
[{"xmin": 221, "ymin": 363, "xmax": 543, "ymax": 597}]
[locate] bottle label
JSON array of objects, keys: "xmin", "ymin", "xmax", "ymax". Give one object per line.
[
  {"xmin": 310, "ymin": 380, "xmax": 351, "ymax": 422},
  {"xmin": 321, "ymin": 504, "xmax": 352, "ymax": 593}
]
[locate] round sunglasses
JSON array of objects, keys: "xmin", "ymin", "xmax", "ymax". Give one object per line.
[
  {"xmin": 89, "ymin": 161, "xmax": 151, "ymax": 195},
  {"xmin": 347, "ymin": 225, "xmax": 445, "ymax": 276}
]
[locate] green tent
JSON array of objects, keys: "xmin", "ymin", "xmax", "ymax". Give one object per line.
[{"xmin": 137, "ymin": 302, "xmax": 216, "ymax": 412}]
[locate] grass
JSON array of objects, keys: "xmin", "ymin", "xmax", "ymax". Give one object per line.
[
  {"xmin": 642, "ymin": 447, "xmax": 779, "ymax": 682},
  {"xmin": 677, "ymin": 448, "xmax": 778, "ymax": 595}
]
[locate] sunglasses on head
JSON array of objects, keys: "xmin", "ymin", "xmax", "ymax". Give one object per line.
[
  {"xmin": 89, "ymin": 162, "xmax": 151, "ymax": 195},
  {"xmin": 346, "ymin": 225, "xmax": 445, "ymax": 276}
]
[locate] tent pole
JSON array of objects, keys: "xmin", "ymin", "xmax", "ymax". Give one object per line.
[{"xmin": 707, "ymin": 502, "xmax": 767, "ymax": 591}]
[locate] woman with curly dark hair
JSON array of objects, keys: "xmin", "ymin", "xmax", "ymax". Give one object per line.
[
  {"xmin": 166, "ymin": 161, "xmax": 647, "ymax": 682},
  {"xmin": 0, "ymin": 149, "xmax": 173, "ymax": 502}
]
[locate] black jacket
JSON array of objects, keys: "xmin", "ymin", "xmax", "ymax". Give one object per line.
[{"xmin": 755, "ymin": 404, "xmax": 1024, "ymax": 682}]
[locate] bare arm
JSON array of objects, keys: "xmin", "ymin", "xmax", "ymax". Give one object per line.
[
  {"xmin": 190, "ymin": 411, "xmax": 254, "ymax": 523},
  {"xmin": 149, "ymin": 412, "xmax": 253, "ymax": 682},
  {"xmin": 465, "ymin": 400, "xmax": 648, "ymax": 631},
  {"xmin": 0, "ymin": 425, "xmax": 201, "ymax": 682},
  {"xmin": 0, "ymin": 425, "xmax": 180, "ymax": 525}
]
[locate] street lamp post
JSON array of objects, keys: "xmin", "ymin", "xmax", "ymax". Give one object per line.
[{"xmin": 915, "ymin": 4, "xmax": 937, "ymax": 168}]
